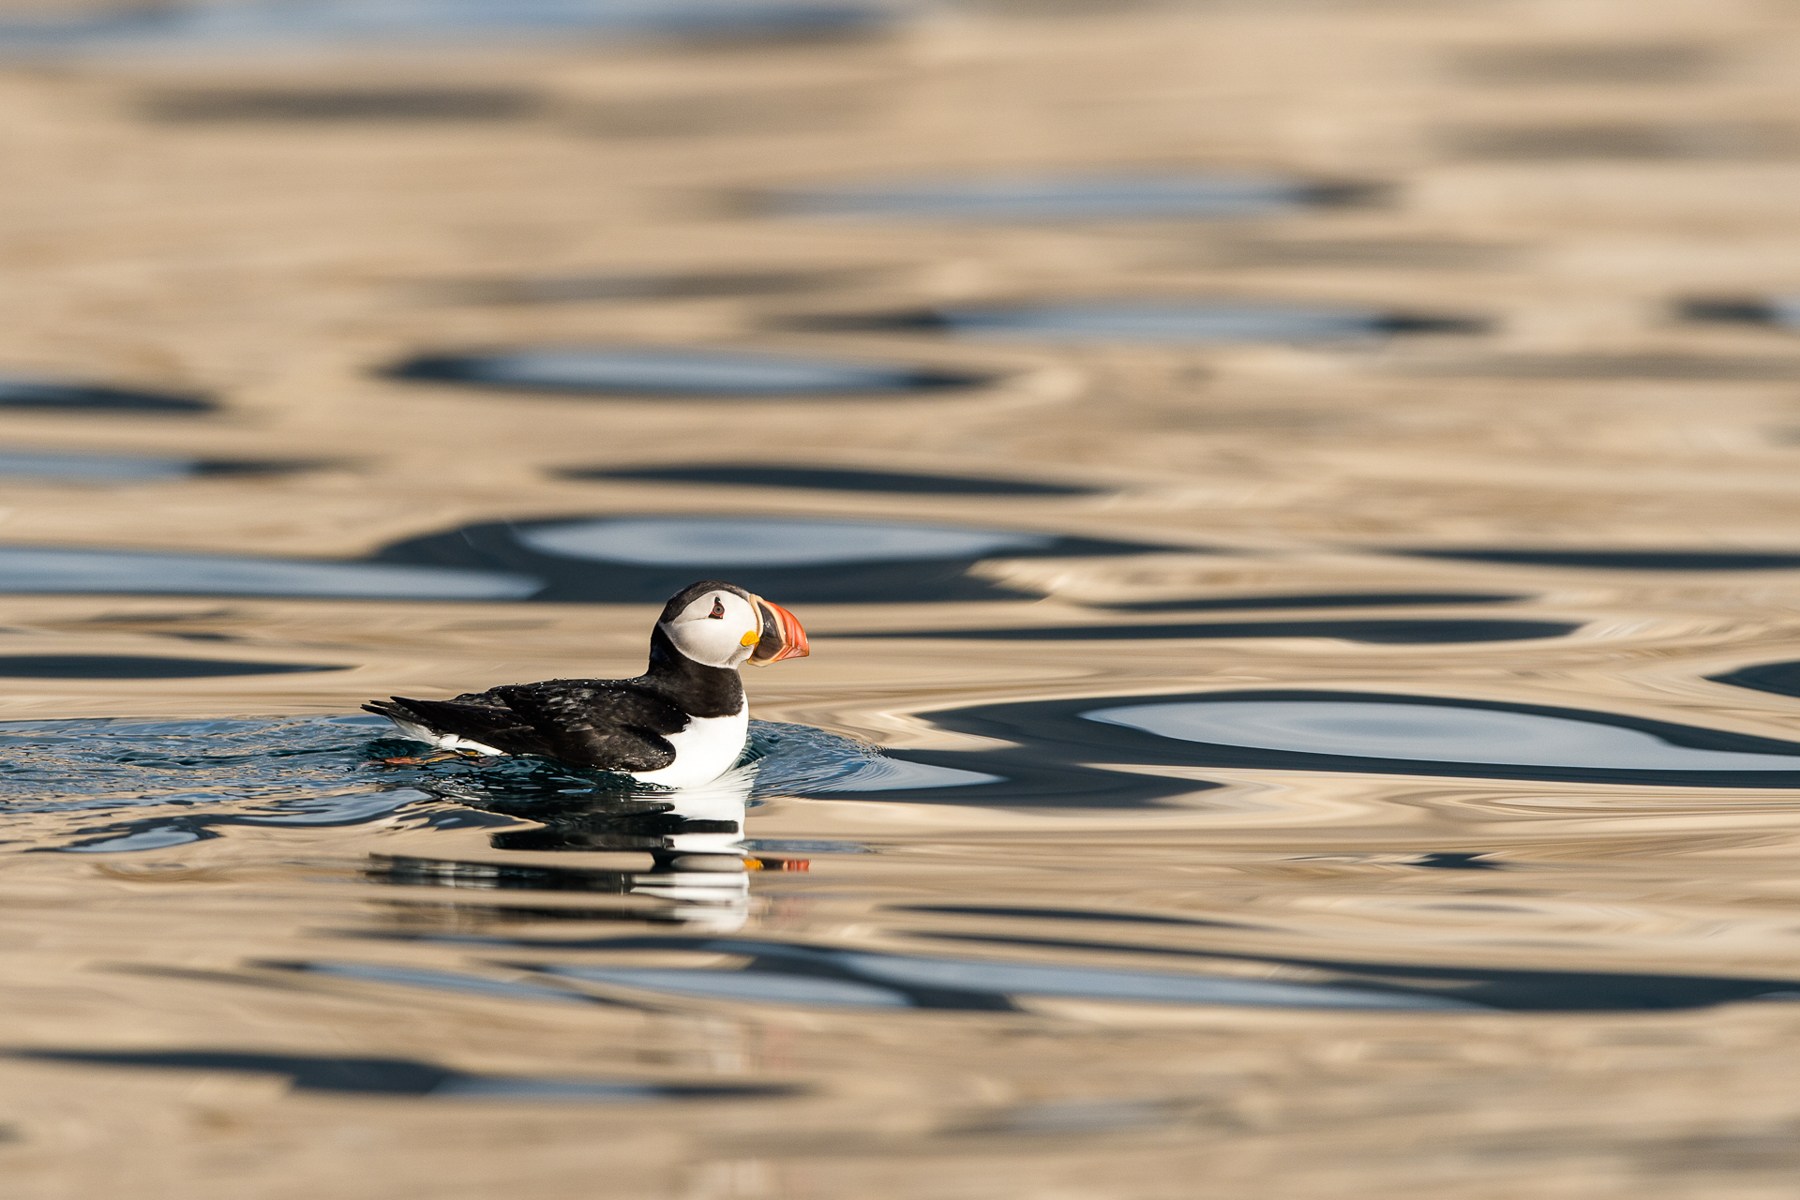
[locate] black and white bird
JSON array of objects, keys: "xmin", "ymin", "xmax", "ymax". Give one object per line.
[{"xmin": 364, "ymin": 580, "xmax": 809, "ymax": 788}]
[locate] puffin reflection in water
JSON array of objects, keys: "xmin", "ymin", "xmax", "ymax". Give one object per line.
[
  {"xmin": 383, "ymin": 763, "xmax": 809, "ymax": 934},
  {"xmin": 365, "ymin": 581, "xmax": 809, "ymax": 788}
]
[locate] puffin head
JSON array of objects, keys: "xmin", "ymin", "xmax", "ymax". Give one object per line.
[{"xmin": 656, "ymin": 580, "xmax": 810, "ymax": 670}]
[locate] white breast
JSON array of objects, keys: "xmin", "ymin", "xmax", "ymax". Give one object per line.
[{"xmin": 630, "ymin": 707, "xmax": 750, "ymax": 789}]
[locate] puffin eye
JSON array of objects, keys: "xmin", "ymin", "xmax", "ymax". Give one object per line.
[{"xmin": 707, "ymin": 598, "xmax": 725, "ymax": 619}]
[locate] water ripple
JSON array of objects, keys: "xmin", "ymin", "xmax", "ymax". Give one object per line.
[
  {"xmin": 912, "ymin": 690, "xmax": 1800, "ymax": 788},
  {"xmin": 7, "ymin": 1048, "xmax": 795, "ymax": 1102}
]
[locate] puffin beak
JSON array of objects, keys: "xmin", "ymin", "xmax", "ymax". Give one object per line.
[{"xmin": 747, "ymin": 595, "xmax": 809, "ymax": 665}]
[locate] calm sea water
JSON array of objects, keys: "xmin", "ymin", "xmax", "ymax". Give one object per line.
[{"xmin": 2, "ymin": 2, "xmax": 1800, "ymax": 1197}]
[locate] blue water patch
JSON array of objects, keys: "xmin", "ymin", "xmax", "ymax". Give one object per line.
[
  {"xmin": 0, "ymin": 0, "xmax": 892, "ymax": 56},
  {"xmin": 520, "ymin": 938, "xmax": 1474, "ymax": 1012},
  {"xmin": 793, "ymin": 299, "xmax": 1484, "ymax": 342},
  {"xmin": 0, "ymin": 374, "xmax": 210, "ymax": 414},
  {"xmin": 910, "ymin": 689, "xmax": 1800, "ymax": 789},
  {"xmin": 0, "ymin": 497, "xmax": 1182, "ymax": 608},
  {"xmin": 0, "ymin": 714, "xmax": 1030, "ymax": 857},
  {"xmin": 0, "ymin": 543, "xmax": 537, "ymax": 600},
  {"xmin": 766, "ymin": 171, "xmax": 1381, "ymax": 221},
  {"xmin": 1679, "ymin": 295, "xmax": 1800, "ymax": 329},
  {"xmin": 0, "ymin": 715, "xmax": 394, "ymax": 816},
  {"xmin": 0, "ymin": 699, "xmax": 1225, "ymax": 862},
  {"xmin": 375, "ymin": 512, "xmax": 1182, "ymax": 603},
  {"xmin": 0, "ymin": 450, "xmax": 313, "ymax": 483},
  {"xmin": 517, "ymin": 515, "xmax": 1048, "ymax": 566},
  {"xmin": 906, "ymin": 931, "xmax": 1800, "ymax": 1013},
  {"xmin": 341, "ymin": 928, "xmax": 1800, "ymax": 1014},
  {"xmin": 384, "ymin": 346, "xmax": 993, "ymax": 397}
]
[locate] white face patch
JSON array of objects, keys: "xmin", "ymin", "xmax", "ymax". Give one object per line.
[{"xmin": 660, "ymin": 589, "xmax": 762, "ymax": 669}]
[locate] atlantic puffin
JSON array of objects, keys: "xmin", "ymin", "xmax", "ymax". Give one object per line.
[{"xmin": 364, "ymin": 580, "xmax": 809, "ymax": 788}]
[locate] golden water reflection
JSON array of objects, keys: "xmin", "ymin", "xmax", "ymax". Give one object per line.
[{"xmin": 4, "ymin": 0, "xmax": 1800, "ymax": 1196}]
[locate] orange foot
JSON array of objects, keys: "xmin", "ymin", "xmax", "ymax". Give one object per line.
[{"xmin": 374, "ymin": 751, "xmax": 463, "ymax": 766}]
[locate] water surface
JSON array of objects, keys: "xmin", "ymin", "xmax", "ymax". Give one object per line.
[
  {"xmin": 4, "ymin": 3, "xmax": 1800, "ymax": 1196},
  {"xmin": 385, "ymin": 347, "xmax": 993, "ymax": 396}
]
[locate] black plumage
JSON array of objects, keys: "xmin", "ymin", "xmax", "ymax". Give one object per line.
[{"xmin": 365, "ymin": 583, "xmax": 749, "ymax": 772}]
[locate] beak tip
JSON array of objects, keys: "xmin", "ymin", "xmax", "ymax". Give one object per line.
[{"xmin": 749, "ymin": 596, "xmax": 810, "ymax": 665}]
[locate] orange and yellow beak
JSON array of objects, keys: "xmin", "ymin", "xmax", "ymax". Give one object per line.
[{"xmin": 747, "ymin": 594, "xmax": 810, "ymax": 665}]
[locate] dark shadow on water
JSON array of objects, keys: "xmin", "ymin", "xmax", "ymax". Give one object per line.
[
  {"xmin": 1098, "ymin": 590, "xmax": 1528, "ymax": 613},
  {"xmin": 786, "ymin": 300, "xmax": 1486, "ymax": 343},
  {"xmin": 1444, "ymin": 121, "xmax": 1785, "ymax": 161},
  {"xmin": 139, "ymin": 87, "xmax": 546, "ymax": 123},
  {"xmin": 849, "ymin": 617, "xmax": 1578, "ymax": 645},
  {"xmin": 190, "ymin": 458, "xmax": 325, "ymax": 478},
  {"xmin": 6, "ymin": 1049, "xmax": 796, "ymax": 1101},
  {"xmin": 431, "ymin": 937, "xmax": 1357, "ymax": 1012},
  {"xmin": 383, "ymin": 346, "xmax": 995, "ymax": 397},
  {"xmin": 1403, "ymin": 547, "xmax": 1800, "ymax": 571},
  {"xmin": 0, "ymin": 450, "xmax": 317, "ymax": 484},
  {"xmin": 761, "ymin": 171, "xmax": 1385, "ymax": 221},
  {"xmin": 1410, "ymin": 852, "xmax": 1504, "ymax": 871},
  {"xmin": 0, "ymin": 512, "xmax": 1178, "ymax": 604},
  {"xmin": 0, "ymin": 654, "xmax": 343, "ymax": 679},
  {"xmin": 911, "ymin": 689, "xmax": 1800, "ymax": 788},
  {"xmin": 574, "ymin": 82, "xmax": 883, "ymax": 139},
  {"xmin": 433, "ymin": 268, "xmax": 873, "ymax": 306},
  {"xmin": 1204, "ymin": 236, "xmax": 1518, "ymax": 271},
  {"xmin": 1709, "ymin": 660, "xmax": 1800, "ymax": 700},
  {"xmin": 1451, "ymin": 41, "xmax": 1716, "ymax": 86},
  {"xmin": 0, "ymin": 375, "xmax": 211, "ymax": 414},
  {"xmin": 785, "ymin": 749, "xmax": 1203, "ymax": 808},
  {"xmin": 471, "ymin": 936, "xmax": 1458, "ymax": 1012},
  {"xmin": 337, "ymin": 905, "xmax": 1800, "ymax": 1013},
  {"xmin": 555, "ymin": 462, "xmax": 1102, "ymax": 497},
  {"xmin": 1679, "ymin": 296, "xmax": 1800, "ymax": 330},
  {"xmin": 375, "ymin": 512, "xmax": 1182, "ymax": 604},
  {"xmin": 911, "ymin": 932, "xmax": 1800, "ymax": 1013}
]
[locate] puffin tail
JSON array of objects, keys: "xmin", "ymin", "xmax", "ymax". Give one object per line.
[
  {"xmin": 362, "ymin": 698, "xmax": 411, "ymax": 722},
  {"xmin": 363, "ymin": 697, "xmax": 440, "ymax": 736}
]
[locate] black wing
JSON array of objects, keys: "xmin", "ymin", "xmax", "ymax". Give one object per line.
[
  {"xmin": 363, "ymin": 695, "xmax": 556, "ymax": 758},
  {"xmin": 364, "ymin": 681, "xmax": 686, "ymax": 773},
  {"xmin": 493, "ymin": 682, "xmax": 685, "ymax": 772}
]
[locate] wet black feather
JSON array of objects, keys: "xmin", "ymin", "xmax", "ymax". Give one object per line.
[{"xmin": 361, "ymin": 613, "xmax": 746, "ymax": 773}]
